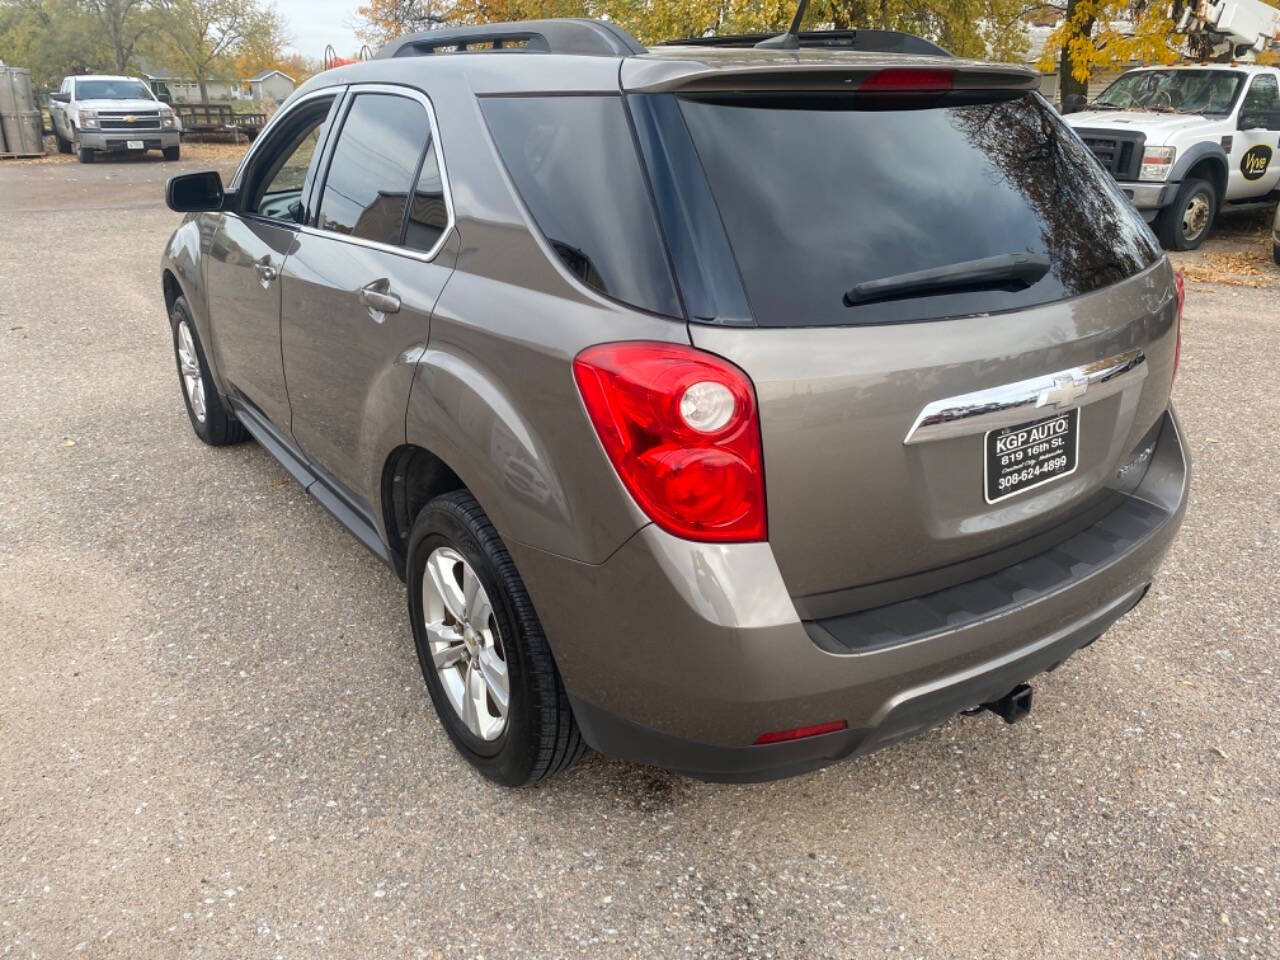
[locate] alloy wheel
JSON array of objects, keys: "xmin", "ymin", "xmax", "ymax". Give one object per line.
[
  {"xmin": 176, "ymin": 319, "xmax": 206, "ymax": 424},
  {"xmin": 421, "ymin": 547, "xmax": 510, "ymax": 741}
]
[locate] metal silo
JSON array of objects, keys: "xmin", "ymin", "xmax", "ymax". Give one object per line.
[{"xmin": 0, "ymin": 65, "xmax": 45, "ymax": 157}]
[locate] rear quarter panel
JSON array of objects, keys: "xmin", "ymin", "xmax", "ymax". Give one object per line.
[{"xmin": 404, "ymin": 70, "xmax": 683, "ymax": 563}]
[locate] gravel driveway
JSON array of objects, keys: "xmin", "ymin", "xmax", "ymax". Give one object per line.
[{"xmin": 1, "ymin": 152, "xmax": 1276, "ymax": 960}]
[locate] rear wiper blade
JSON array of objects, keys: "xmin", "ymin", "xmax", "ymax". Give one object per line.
[{"xmin": 843, "ymin": 253, "xmax": 1052, "ymax": 307}]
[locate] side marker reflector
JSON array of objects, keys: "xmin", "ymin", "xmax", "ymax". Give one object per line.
[{"xmin": 753, "ymin": 720, "xmax": 848, "ymax": 745}]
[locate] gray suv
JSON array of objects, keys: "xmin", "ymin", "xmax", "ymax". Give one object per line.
[{"xmin": 161, "ymin": 19, "xmax": 1189, "ymax": 785}]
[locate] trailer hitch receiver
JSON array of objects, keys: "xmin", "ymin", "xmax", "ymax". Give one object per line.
[{"xmin": 965, "ymin": 683, "xmax": 1033, "ymax": 724}]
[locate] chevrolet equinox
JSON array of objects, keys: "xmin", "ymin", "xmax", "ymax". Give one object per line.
[{"xmin": 161, "ymin": 18, "xmax": 1190, "ymax": 785}]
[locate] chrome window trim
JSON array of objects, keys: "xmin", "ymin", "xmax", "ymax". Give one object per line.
[
  {"xmin": 903, "ymin": 349, "xmax": 1148, "ymax": 446},
  {"xmin": 306, "ymin": 82, "xmax": 457, "ymax": 265}
]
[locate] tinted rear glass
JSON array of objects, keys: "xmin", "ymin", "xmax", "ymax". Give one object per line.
[
  {"xmin": 481, "ymin": 96, "xmax": 682, "ymax": 319},
  {"xmin": 678, "ymin": 92, "xmax": 1161, "ymax": 327}
]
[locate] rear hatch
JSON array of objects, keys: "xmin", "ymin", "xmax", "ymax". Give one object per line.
[{"xmin": 626, "ymin": 59, "xmax": 1178, "ymax": 600}]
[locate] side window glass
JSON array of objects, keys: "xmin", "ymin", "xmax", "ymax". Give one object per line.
[
  {"xmin": 403, "ymin": 140, "xmax": 448, "ymax": 253},
  {"xmin": 1242, "ymin": 76, "xmax": 1279, "ymax": 129},
  {"xmin": 317, "ymin": 94, "xmax": 431, "ymax": 246},
  {"xmin": 480, "ymin": 96, "xmax": 682, "ymax": 318},
  {"xmin": 246, "ymin": 99, "xmax": 335, "ymax": 223},
  {"xmin": 1251, "ymin": 76, "xmax": 1277, "ymax": 109}
]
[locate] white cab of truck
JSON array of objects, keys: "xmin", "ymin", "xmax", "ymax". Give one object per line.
[
  {"xmin": 1066, "ymin": 64, "xmax": 1280, "ymax": 250},
  {"xmin": 49, "ymin": 75, "xmax": 181, "ymax": 164}
]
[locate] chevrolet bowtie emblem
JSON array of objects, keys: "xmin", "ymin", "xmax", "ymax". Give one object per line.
[
  {"xmin": 1037, "ymin": 374, "xmax": 1088, "ymax": 410},
  {"xmin": 123, "ymin": 114, "xmax": 136, "ymax": 123}
]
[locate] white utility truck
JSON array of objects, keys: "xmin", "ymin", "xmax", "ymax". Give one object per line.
[{"xmin": 1064, "ymin": 0, "xmax": 1280, "ymax": 249}]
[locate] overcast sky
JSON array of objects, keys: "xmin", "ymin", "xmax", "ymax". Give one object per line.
[{"xmin": 274, "ymin": 0, "xmax": 365, "ymax": 59}]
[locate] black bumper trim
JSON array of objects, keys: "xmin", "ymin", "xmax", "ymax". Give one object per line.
[{"xmin": 806, "ymin": 493, "xmax": 1168, "ymax": 655}]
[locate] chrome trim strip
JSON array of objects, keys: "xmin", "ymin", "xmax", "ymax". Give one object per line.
[{"xmin": 903, "ymin": 348, "xmax": 1147, "ymax": 446}]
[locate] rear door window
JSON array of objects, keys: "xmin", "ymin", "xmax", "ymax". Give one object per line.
[
  {"xmin": 481, "ymin": 96, "xmax": 682, "ymax": 319},
  {"xmin": 676, "ymin": 92, "xmax": 1161, "ymax": 327},
  {"xmin": 318, "ymin": 93, "xmax": 432, "ymax": 246}
]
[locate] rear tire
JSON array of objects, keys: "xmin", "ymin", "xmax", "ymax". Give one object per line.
[
  {"xmin": 168, "ymin": 296, "xmax": 248, "ymax": 446},
  {"xmin": 407, "ymin": 490, "xmax": 587, "ymax": 786},
  {"xmin": 1155, "ymin": 177, "xmax": 1216, "ymax": 251},
  {"xmin": 53, "ymin": 125, "xmax": 71, "ymax": 154},
  {"xmin": 163, "ymin": 145, "xmax": 180, "ymax": 161},
  {"xmin": 1273, "ymin": 241, "xmax": 1279, "ymax": 267}
]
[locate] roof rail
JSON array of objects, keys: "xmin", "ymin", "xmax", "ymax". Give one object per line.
[
  {"xmin": 662, "ymin": 29, "xmax": 952, "ymax": 57},
  {"xmin": 376, "ymin": 19, "xmax": 646, "ymax": 59}
]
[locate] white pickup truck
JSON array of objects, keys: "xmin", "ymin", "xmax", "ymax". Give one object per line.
[
  {"xmin": 49, "ymin": 74, "xmax": 180, "ymax": 164},
  {"xmin": 1066, "ymin": 64, "xmax": 1280, "ymax": 250}
]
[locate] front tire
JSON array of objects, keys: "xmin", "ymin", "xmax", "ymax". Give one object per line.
[
  {"xmin": 168, "ymin": 296, "xmax": 248, "ymax": 446},
  {"xmin": 163, "ymin": 145, "xmax": 180, "ymax": 161},
  {"xmin": 1155, "ymin": 177, "xmax": 1216, "ymax": 251},
  {"xmin": 76, "ymin": 144, "xmax": 94, "ymax": 164},
  {"xmin": 407, "ymin": 490, "xmax": 586, "ymax": 786}
]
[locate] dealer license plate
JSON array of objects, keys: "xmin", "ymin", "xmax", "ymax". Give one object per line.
[
  {"xmin": 985, "ymin": 409, "xmax": 1079, "ymax": 503},
  {"xmin": 126, "ymin": 139, "xmax": 144, "ymax": 150}
]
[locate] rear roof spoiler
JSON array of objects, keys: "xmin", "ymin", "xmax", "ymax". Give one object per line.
[
  {"xmin": 621, "ymin": 57, "xmax": 1042, "ymax": 95},
  {"xmin": 662, "ymin": 29, "xmax": 951, "ymax": 57},
  {"xmin": 376, "ymin": 19, "xmax": 646, "ymax": 59}
]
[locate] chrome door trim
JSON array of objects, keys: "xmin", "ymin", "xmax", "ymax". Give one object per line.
[{"xmin": 903, "ymin": 348, "xmax": 1147, "ymax": 446}]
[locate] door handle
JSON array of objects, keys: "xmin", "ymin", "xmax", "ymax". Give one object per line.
[
  {"xmin": 254, "ymin": 258, "xmax": 278, "ymax": 283},
  {"xmin": 359, "ymin": 280, "xmax": 401, "ymax": 315}
]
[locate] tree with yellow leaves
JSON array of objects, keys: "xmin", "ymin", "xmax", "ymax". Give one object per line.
[
  {"xmin": 355, "ymin": 0, "xmax": 1032, "ymax": 62},
  {"xmin": 1037, "ymin": 0, "xmax": 1183, "ymax": 105}
]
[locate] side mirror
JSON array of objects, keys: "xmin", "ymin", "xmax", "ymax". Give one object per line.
[
  {"xmin": 166, "ymin": 171, "xmax": 227, "ymax": 213},
  {"xmin": 1062, "ymin": 93, "xmax": 1087, "ymax": 115},
  {"xmin": 51, "ymin": 92, "xmax": 70, "ymax": 103}
]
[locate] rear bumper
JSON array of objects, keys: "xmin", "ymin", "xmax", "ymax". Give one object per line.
[
  {"xmin": 510, "ymin": 408, "xmax": 1189, "ymax": 782},
  {"xmin": 78, "ymin": 129, "xmax": 178, "ymax": 151}
]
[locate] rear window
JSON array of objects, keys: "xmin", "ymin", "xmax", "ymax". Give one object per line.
[
  {"xmin": 481, "ymin": 96, "xmax": 682, "ymax": 319},
  {"xmin": 678, "ymin": 92, "xmax": 1161, "ymax": 327}
]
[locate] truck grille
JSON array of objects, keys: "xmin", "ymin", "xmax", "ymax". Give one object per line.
[
  {"xmin": 99, "ymin": 112, "xmax": 161, "ymax": 130},
  {"xmin": 1074, "ymin": 128, "xmax": 1146, "ymax": 181}
]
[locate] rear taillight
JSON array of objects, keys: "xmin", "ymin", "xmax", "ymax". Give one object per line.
[
  {"xmin": 573, "ymin": 342, "xmax": 767, "ymax": 542},
  {"xmin": 1172, "ymin": 271, "xmax": 1185, "ymax": 386}
]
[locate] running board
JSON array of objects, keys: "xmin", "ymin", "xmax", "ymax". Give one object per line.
[{"xmin": 227, "ymin": 399, "xmax": 393, "ymax": 569}]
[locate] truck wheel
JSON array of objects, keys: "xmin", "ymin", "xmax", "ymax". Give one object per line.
[
  {"xmin": 169, "ymin": 296, "xmax": 248, "ymax": 446},
  {"xmin": 407, "ymin": 490, "xmax": 587, "ymax": 786},
  {"xmin": 163, "ymin": 145, "xmax": 180, "ymax": 161},
  {"xmin": 76, "ymin": 145, "xmax": 95, "ymax": 164},
  {"xmin": 1155, "ymin": 178, "xmax": 1216, "ymax": 251},
  {"xmin": 53, "ymin": 126, "xmax": 71, "ymax": 154},
  {"xmin": 1274, "ymin": 241, "xmax": 1280, "ymax": 267}
]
